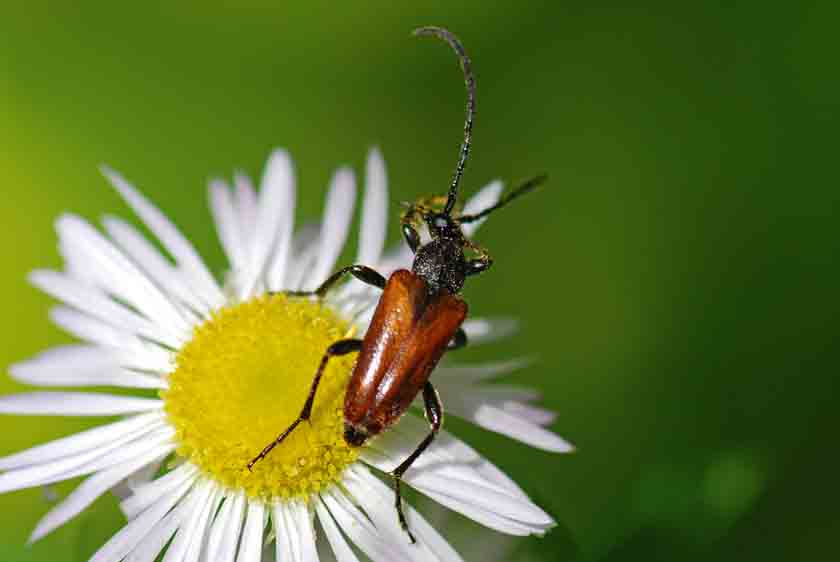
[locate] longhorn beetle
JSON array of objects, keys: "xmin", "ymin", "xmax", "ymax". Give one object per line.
[{"xmin": 248, "ymin": 26, "xmax": 546, "ymax": 542}]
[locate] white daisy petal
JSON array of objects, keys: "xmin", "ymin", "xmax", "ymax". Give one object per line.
[
  {"xmin": 205, "ymin": 492, "xmax": 246, "ymax": 562},
  {"xmin": 292, "ymin": 500, "xmax": 319, "ymax": 562},
  {"xmin": 55, "ymin": 429, "xmax": 174, "ymax": 486},
  {"xmin": 162, "ymin": 481, "xmax": 217, "ymax": 562},
  {"xmin": 111, "ymin": 457, "xmax": 165, "ymax": 503},
  {"xmin": 49, "ymin": 306, "xmax": 142, "ymax": 353},
  {"xmin": 369, "ymin": 415, "xmax": 527, "ymax": 498},
  {"xmin": 56, "ymin": 214, "xmax": 192, "ymax": 334},
  {"xmin": 116, "ymin": 343, "xmax": 174, "ymax": 375},
  {"xmin": 284, "ymin": 223, "xmax": 322, "ymax": 290},
  {"xmin": 273, "ymin": 504, "xmax": 295, "ymax": 562},
  {"xmin": 0, "ymin": 412, "xmax": 162, "ymax": 471},
  {"xmin": 234, "ymin": 172, "xmax": 259, "ymax": 259},
  {"xmin": 260, "ymin": 151, "xmax": 297, "ymax": 294},
  {"xmin": 413, "ymin": 489, "xmax": 538, "ymax": 537},
  {"xmin": 320, "ymin": 491, "xmax": 407, "ymax": 562},
  {"xmin": 461, "ymin": 317, "xmax": 519, "ymax": 345},
  {"xmin": 0, "ymin": 391, "xmax": 162, "ymax": 417},
  {"xmin": 0, "ymin": 422, "xmax": 167, "ymax": 494},
  {"xmin": 356, "ymin": 147, "xmax": 388, "ymax": 266},
  {"xmin": 454, "ymin": 385, "xmax": 541, "ymax": 404},
  {"xmin": 183, "ymin": 486, "xmax": 223, "ymax": 562},
  {"xmin": 102, "ymin": 216, "xmax": 210, "ymax": 319},
  {"xmin": 274, "ymin": 500, "xmax": 318, "ymax": 562},
  {"xmin": 245, "ymin": 149, "xmax": 295, "ymax": 297},
  {"xmin": 363, "ymin": 417, "xmax": 555, "ymax": 536},
  {"xmin": 124, "ymin": 499, "xmax": 184, "ymax": 562},
  {"xmin": 91, "ymin": 477, "xmax": 194, "ymax": 562},
  {"xmin": 459, "ymin": 180, "xmax": 503, "ymax": 238},
  {"xmin": 408, "ymin": 467, "xmax": 553, "ymax": 528},
  {"xmin": 10, "ymin": 345, "xmax": 165, "ymax": 390},
  {"xmin": 344, "ymin": 465, "xmax": 463, "ymax": 562},
  {"xmin": 28, "ymin": 446, "xmax": 172, "ymax": 543},
  {"xmin": 344, "ymin": 466, "xmax": 462, "ymax": 561},
  {"xmin": 100, "ymin": 166, "xmax": 224, "ymax": 309},
  {"xmin": 136, "ymin": 481, "xmax": 205, "ymax": 562},
  {"xmin": 434, "ymin": 358, "xmax": 531, "ymax": 383},
  {"xmin": 236, "ymin": 500, "xmax": 266, "ymax": 562},
  {"xmin": 28, "ymin": 270, "xmax": 184, "ymax": 349},
  {"xmin": 209, "ymin": 179, "xmax": 246, "ymax": 271},
  {"xmin": 305, "ymin": 168, "xmax": 356, "ymax": 290},
  {"xmin": 446, "ymin": 399, "xmax": 572, "ymax": 453},
  {"xmin": 314, "ymin": 501, "xmax": 361, "ymax": 562},
  {"xmin": 500, "ymin": 400, "xmax": 557, "ymax": 426},
  {"xmin": 121, "ymin": 462, "xmax": 199, "ymax": 519}
]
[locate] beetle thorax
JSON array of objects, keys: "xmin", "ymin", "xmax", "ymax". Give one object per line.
[{"xmin": 412, "ymin": 238, "xmax": 467, "ymax": 294}]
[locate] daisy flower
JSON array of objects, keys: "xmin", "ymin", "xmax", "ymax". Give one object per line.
[{"xmin": 0, "ymin": 148, "xmax": 572, "ymax": 562}]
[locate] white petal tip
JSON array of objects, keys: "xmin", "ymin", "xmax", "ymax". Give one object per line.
[
  {"xmin": 99, "ymin": 165, "xmax": 125, "ymax": 187},
  {"xmin": 367, "ymin": 146, "xmax": 384, "ymax": 164},
  {"xmin": 334, "ymin": 166, "xmax": 356, "ymax": 186},
  {"xmin": 27, "ymin": 527, "xmax": 47, "ymax": 545},
  {"xmin": 546, "ymin": 438, "xmax": 576, "ymax": 454},
  {"xmin": 55, "ymin": 213, "xmax": 81, "ymax": 230},
  {"xmin": 7, "ymin": 362, "xmax": 28, "ymax": 382},
  {"xmin": 266, "ymin": 149, "xmax": 293, "ymax": 175},
  {"xmin": 26, "ymin": 269, "xmax": 50, "ymax": 287},
  {"xmin": 208, "ymin": 178, "xmax": 227, "ymax": 191}
]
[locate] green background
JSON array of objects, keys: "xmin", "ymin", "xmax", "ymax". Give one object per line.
[{"xmin": 1, "ymin": 2, "xmax": 838, "ymax": 561}]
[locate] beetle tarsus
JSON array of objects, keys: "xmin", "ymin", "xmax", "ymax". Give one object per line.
[
  {"xmin": 386, "ymin": 382, "xmax": 443, "ymax": 543},
  {"xmin": 391, "ymin": 474, "xmax": 417, "ymax": 543},
  {"xmin": 247, "ymin": 418, "xmax": 303, "ymax": 470}
]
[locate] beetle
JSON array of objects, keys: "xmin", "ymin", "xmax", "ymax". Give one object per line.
[{"xmin": 247, "ymin": 25, "xmax": 546, "ymax": 542}]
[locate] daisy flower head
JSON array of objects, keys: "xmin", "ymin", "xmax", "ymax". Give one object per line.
[{"xmin": 1, "ymin": 147, "xmax": 573, "ymax": 561}]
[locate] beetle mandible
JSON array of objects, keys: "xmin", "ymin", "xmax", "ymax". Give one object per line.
[{"xmin": 247, "ymin": 25, "xmax": 546, "ymax": 542}]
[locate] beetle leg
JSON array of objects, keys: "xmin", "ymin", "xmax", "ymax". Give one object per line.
[
  {"xmin": 247, "ymin": 338, "xmax": 363, "ymax": 471},
  {"xmin": 465, "ymin": 254, "xmax": 493, "ymax": 276},
  {"xmin": 447, "ymin": 327, "xmax": 468, "ymax": 350},
  {"xmin": 401, "ymin": 222, "xmax": 421, "ymax": 253},
  {"xmin": 284, "ymin": 265, "xmax": 386, "ymax": 299},
  {"xmin": 390, "ymin": 381, "xmax": 443, "ymax": 544}
]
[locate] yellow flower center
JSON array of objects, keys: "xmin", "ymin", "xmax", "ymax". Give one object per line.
[{"xmin": 162, "ymin": 294, "xmax": 359, "ymax": 500}]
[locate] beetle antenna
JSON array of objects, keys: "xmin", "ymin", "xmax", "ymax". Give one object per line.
[
  {"xmin": 413, "ymin": 26, "xmax": 475, "ymax": 216},
  {"xmin": 459, "ymin": 174, "xmax": 548, "ymax": 223}
]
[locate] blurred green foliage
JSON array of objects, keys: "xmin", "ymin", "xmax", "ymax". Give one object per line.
[{"xmin": 1, "ymin": 2, "xmax": 838, "ymax": 561}]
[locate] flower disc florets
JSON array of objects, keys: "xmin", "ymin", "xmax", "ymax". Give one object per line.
[{"xmin": 163, "ymin": 294, "xmax": 358, "ymax": 500}]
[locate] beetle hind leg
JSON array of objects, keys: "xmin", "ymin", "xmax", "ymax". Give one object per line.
[
  {"xmin": 246, "ymin": 338, "xmax": 362, "ymax": 471},
  {"xmin": 389, "ymin": 381, "xmax": 443, "ymax": 543}
]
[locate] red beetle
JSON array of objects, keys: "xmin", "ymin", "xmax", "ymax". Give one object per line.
[{"xmin": 248, "ymin": 26, "xmax": 545, "ymax": 542}]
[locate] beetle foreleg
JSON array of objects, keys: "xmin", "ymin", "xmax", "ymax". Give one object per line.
[
  {"xmin": 247, "ymin": 338, "xmax": 363, "ymax": 471},
  {"xmin": 284, "ymin": 265, "xmax": 386, "ymax": 299},
  {"xmin": 390, "ymin": 381, "xmax": 443, "ymax": 544}
]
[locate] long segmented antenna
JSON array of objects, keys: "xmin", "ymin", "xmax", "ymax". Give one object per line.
[
  {"xmin": 413, "ymin": 26, "xmax": 476, "ymax": 216},
  {"xmin": 459, "ymin": 174, "xmax": 548, "ymax": 223}
]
